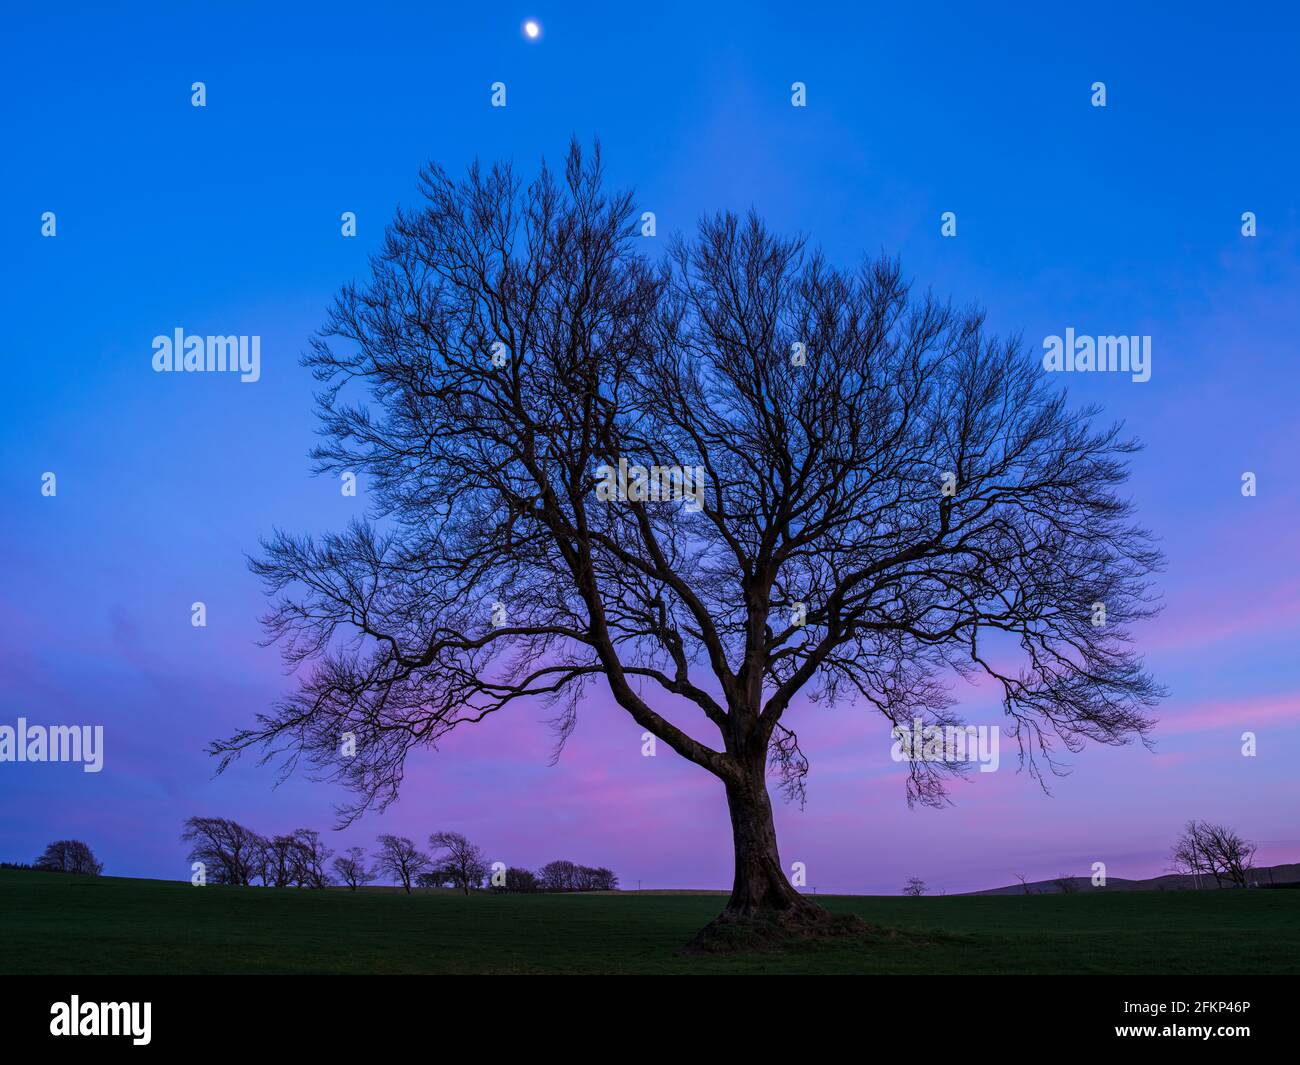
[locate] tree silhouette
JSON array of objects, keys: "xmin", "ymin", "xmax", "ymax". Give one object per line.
[
  {"xmin": 35, "ymin": 839, "xmax": 103, "ymax": 876},
  {"xmin": 212, "ymin": 142, "xmax": 1163, "ymax": 944},
  {"xmin": 332, "ymin": 846, "xmax": 375, "ymax": 891},
  {"xmin": 373, "ymin": 834, "xmax": 430, "ymax": 894},
  {"xmin": 289, "ymin": 828, "xmax": 334, "ymax": 889},
  {"xmin": 260, "ymin": 833, "xmax": 303, "ymax": 888},
  {"xmin": 1171, "ymin": 820, "xmax": 1256, "ymax": 888},
  {"xmin": 181, "ymin": 817, "xmax": 260, "ymax": 886},
  {"xmin": 428, "ymin": 831, "xmax": 488, "ymax": 895}
]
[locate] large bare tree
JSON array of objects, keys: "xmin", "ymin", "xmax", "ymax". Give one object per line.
[{"xmin": 213, "ymin": 142, "xmax": 1162, "ymax": 944}]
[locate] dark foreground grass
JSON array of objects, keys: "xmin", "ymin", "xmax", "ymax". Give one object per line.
[{"xmin": 2, "ymin": 869, "xmax": 1296, "ymax": 974}]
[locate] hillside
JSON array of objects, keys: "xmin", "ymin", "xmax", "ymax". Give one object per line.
[{"xmin": 968, "ymin": 863, "xmax": 1300, "ymax": 896}]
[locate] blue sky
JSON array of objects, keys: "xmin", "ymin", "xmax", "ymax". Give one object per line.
[{"xmin": 2, "ymin": 2, "xmax": 1298, "ymax": 891}]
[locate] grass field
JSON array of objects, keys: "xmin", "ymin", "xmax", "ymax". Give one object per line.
[{"xmin": 3, "ymin": 869, "xmax": 1297, "ymax": 974}]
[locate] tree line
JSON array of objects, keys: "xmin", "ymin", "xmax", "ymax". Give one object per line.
[{"xmin": 181, "ymin": 818, "xmax": 616, "ymax": 893}]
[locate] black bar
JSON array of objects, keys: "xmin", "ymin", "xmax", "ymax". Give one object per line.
[{"xmin": 0, "ymin": 976, "xmax": 1293, "ymax": 1050}]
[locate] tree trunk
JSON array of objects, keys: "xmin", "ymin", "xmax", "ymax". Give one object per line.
[
  {"xmin": 723, "ymin": 772, "xmax": 817, "ymax": 918},
  {"xmin": 682, "ymin": 760, "xmax": 870, "ymax": 952}
]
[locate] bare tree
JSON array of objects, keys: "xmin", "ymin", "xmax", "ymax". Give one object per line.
[
  {"xmin": 501, "ymin": 866, "xmax": 541, "ymax": 893},
  {"xmin": 373, "ymin": 834, "xmax": 431, "ymax": 894},
  {"xmin": 903, "ymin": 877, "xmax": 926, "ymax": 897},
  {"xmin": 538, "ymin": 860, "xmax": 581, "ymax": 893},
  {"xmin": 1170, "ymin": 820, "xmax": 1213, "ymax": 888},
  {"xmin": 1054, "ymin": 875, "xmax": 1079, "ymax": 894},
  {"xmin": 577, "ymin": 865, "xmax": 618, "ymax": 891},
  {"xmin": 332, "ymin": 846, "xmax": 375, "ymax": 890},
  {"xmin": 1014, "ymin": 873, "xmax": 1034, "ymax": 895},
  {"xmin": 1201, "ymin": 823, "xmax": 1256, "ymax": 889},
  {"xmin": 530, "ymin": 860, "xmax": 618, "ymax": 892},
  {"xmin": 212, "ymin": 142, "xmax": 1164, "ymax": 944},
  {"xmin": 34, "ymin": 840, "xmax": 103, "ymax": 876},
  {"xmin": 181, "ymin": 817, "xmax": 261, "ymax": 886},
  {"xmin": 259, "ymin": 833, "xmax": 302, "ymax": 888},
  {"xmin": 1174, "ymin": 821, "xmax": 1255, "ymax": 889},
  {"xmin": 415, "ymin": 866, "xmax": 454, "ymax": 889},
  {"xmin": 290, "ymin": 828, "xmax": 334, "ymax": 888},
  {"xmin": 428, "ymin": 831, "xmax": 489, "ymax": 895},
  {"xmin": 1170, "ymin": 820, "xmax": 1257, "ymax": 889}
]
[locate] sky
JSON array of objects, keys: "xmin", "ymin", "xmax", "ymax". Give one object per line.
[{"xmin": 1, "ymin": 2, "xmax": 1298, "ymax": 894}]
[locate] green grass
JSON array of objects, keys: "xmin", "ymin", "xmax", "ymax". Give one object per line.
[{"xmin": 2, "ymin": 869, "xmax": 1296, "ymax": 974}]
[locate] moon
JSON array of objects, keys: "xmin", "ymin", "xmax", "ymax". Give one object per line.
[{"xmin": 523, "ymin": 19, "xmax": 541, "ymax": 40}]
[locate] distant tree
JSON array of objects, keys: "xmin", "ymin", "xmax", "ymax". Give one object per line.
[
  {"xmin": 34, "ymin": 840, "xmax": 103, "ymax": 876},
  {"xmin": 1170, "ymin": 820, "xmax": 1213, "ymax": 887},
  {"xmin": 501, "ymin": 866, "xmax": 540, "ymax": 893},
  {"xmin": 374, "ymin": 834, "xmax": 431, "ymax": 894},
  {"xmin": 1171, "ymin": 820, "xmax": 1255, "ymax": 889},
  {"xmin": 332, "ymin": 846, "xmax": 375, "ymax": 891},
  {"xmin": 1201, "ymin": 822, "xmax": 1256, "ymax": 889},
  {"xmin": 417, "ymin": 863, "xmax": 474, "ymax": 889},
  {"xmin": 539, "ymin": 860, "xmax": 581, "ymax": 893},
  {"xmin": 290, "ymin": 829, "xmax": 334, "ymax": 888},
  {"xmin": 903, "ymin": 877, "xmax": 927, "ymax": 897},
  {"xmin": 1014, "ymin": 873, "xmax": 1034, "ymax": 895},
  {"xmin": 1054, "ymin": 875, "xmax": 1079, "ymax": 894},
  {"xmin": 531, "ymin": 861, "xmax": 617, "ymax": 892},
  {"xmin": 181, "ymin": 817, "xmax": 261, "ymax": 886},
  {"xmin": 258, "ymin": 834, "xmax": 301, "ymax": 888},
  {"xmin": 428, "ymin": 831, "xmax": 489, "ymax": 895},
  {"xmin": 577, "ymin": 865, "xmax": 618, "ymax": 891}
]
